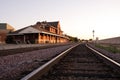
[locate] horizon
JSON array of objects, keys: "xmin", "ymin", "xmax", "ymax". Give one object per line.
[{"xmin": 0, "ymin": 0, "xmax": 120, "ymax": 40}]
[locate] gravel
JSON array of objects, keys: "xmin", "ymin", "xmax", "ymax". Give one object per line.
[{"xmin": 0, "ymin": 43, "xmax": 76, "ymax": 80}]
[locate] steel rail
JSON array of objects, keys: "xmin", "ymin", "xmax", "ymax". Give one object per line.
[
  {"xmin": 86, "ymin": 44, "xmax": 120, "ymax": 69},
  {"xmin": 21, "ymin": 43, "xmax": 80, "ymax": 80}
]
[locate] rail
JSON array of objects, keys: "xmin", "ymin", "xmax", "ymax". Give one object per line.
[
  {"xmin": 21, "ymin": 43, "xmax": 80, "ymax": 80},
  {"xmin": 86, "ymin": 44, "xmax": 120, "ymax": 72}
]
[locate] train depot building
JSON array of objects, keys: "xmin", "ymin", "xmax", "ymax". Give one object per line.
[{"xmin": 7, "ymin": 21, "xmax": 69, "ymax": 44}]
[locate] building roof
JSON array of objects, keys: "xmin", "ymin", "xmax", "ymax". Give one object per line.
[
  {"xmin": 47, "ymin": 21, "xmax": 59, "ymax": 28},
  {"xmin": 35, "ymin": 21, "xmax": 59, "ymax": 28},
  {"xmin": 19, "ymin": 27, "xmax": 41, "ymax": 34},
  {"xmin": 8, "ymin": 26, "xmax": 41, "ymax": 35}
]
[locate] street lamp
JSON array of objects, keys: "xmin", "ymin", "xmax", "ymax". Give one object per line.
[{"xmin": 92, "ymin": 30, "xmax": 95, "ymax": 41}]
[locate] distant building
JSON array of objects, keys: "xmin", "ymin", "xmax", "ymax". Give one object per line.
[
  {"xmin": 96, "ymin": 37, "xmax": 99, "ymax": 44},
  {"xmin": 7, "ymin": 21, "xmax": 69, "ymax": 44},
  {"xmin": 98, "ymin": 37, "xmax": 120, "ymax": 44},
  {"xmin": 0, "ymin": 23, "xmax": 15, "ymax": 44}
]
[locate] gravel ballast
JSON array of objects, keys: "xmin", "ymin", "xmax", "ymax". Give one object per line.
[{"xmin": 0, "ymin": 43, "xmax": 76, "ymax": 80}]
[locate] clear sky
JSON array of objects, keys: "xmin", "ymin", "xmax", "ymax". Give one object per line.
[{"xmin": 0, "ymin": 0, "xmax": 120, "ymax": 40}]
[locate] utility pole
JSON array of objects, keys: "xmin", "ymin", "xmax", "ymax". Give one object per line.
[{"xmin": 92, "ymin": 30, "xmax": 95, "ymax": 41}]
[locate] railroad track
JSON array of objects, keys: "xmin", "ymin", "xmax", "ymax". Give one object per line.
[{"xmin": 21, "ymin": 43, "xmax": 120, "ymax": 80}]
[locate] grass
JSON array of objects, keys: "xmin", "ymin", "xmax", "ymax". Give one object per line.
[{"xmin": 95, "ymin": 44, "xmax": 120, "ymax": 53}]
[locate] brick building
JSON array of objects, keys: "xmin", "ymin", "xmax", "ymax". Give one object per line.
[
  {"xmin": 7, "ymin": 21, "xmax": 69, "ymax": 44},
  {"xmin": 0, "ymin": 23, "xmax": 14, "ymax": 44}
]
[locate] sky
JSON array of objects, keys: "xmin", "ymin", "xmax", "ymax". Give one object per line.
[{"xmin": 0, "ymin": 0, "xmax": 120, "ymax": 40}]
